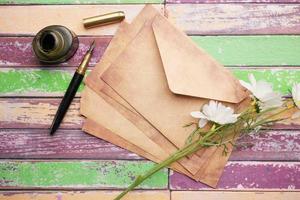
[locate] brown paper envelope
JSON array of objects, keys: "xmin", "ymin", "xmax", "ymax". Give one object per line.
[
  {"xmin": 83, "ymin": 118, "xmax": 198, "ymax": 180},
  {"xmin": 152, "ymin": 15, "xmax": 248, "ymax": 103},
  {"xmin": 81, "ymin": 86, "xmax": 203, "ymax": 175},
  {"xmin": 81, "ymin": 87, "xmax": 205, "ymax": 175},
  {"xmin": 84, "ymin": 5, "xmax": 206, "ymax": 174},
  {"xmin": 100, "ymin": 12, "xmax": 247, "ymax": 186}
]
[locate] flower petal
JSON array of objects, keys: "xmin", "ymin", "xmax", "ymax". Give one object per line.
[
  {"xmin": 198, "ymin": 118, "xmax": 208, "ymax": 128},
  {"xmin": 249, "ymin": 74, "xmax": 256, "ymax": 86},
  {"xmin": 239, "ymin": 80, "xmax": 253, "ymax": 92},
  {"xmin": 191, "ymin": 111, "xmax": 206, "ymax": 119}
]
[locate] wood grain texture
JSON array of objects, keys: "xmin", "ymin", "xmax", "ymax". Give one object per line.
[
  {"xmin": 0, "ymin": 191, "xmax": 170, "ymax": 200},
  {"xmin": 171, "ymin": 191, "xmax": 300, "ymax": 200},
  {"xmin": 0, "ymin": 160, "xmax": 168, "ymax": 189},
  {"xmin": 166, "ymin": 4, "xmax": 300, "ymax": 35},
  {"xmin": 0, "ymin": 0, "xmax": 163, "ymax": 4},
  {"xmin": 1, "ymin": 68, "xmax": 299, "ymax": 96},
  {"xmin": 0, "ymin": 129, "xmax": 142, "ymax": 160},
  {"xmin": 1, "ymin": 36, "xmax": 300, "ymax": 67},
  {"xmin": 0, "ymin": 37, "xmax": 110, "ymax": 67},
  {"xmin": 0, "ymin": 98, "xmax": 82, "ymax": 129},
  {"xmin": 0, "ymin": 129, "xmax": 299, "ymax": 161},
  {"xmin": 170, "ymin": 161, "xmax": 300, "ymax": 190},
  {"xmin": 0, "ymin": 5, "xmax": 163, "ymax": 36}
]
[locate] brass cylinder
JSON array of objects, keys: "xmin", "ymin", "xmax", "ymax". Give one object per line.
[
  {"xmin": 32, "ymin": 25, "xmax": 79, "ymax": 64},
  {"xmin": 83, "ymin": 11, "xmax": 125, "ymax": 29}
]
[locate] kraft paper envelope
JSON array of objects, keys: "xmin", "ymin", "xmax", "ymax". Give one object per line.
[
  {"xmin": 81, "ymin": 88, "xmax": 199, "ymax": 180},
  {"xmin": 98, "ymin": 9, "xmax": 247, "ymax": 187},
  {"xmin": 101, "ymin": 14, "xmax": 247, "ymax": 149},
  {"xmin": 82, "ymin": 6, "xmax": 205, "ymax": 175},
  {"xmin": 82, "ymin": 4, "xmax": 248, "ymax": 186}
]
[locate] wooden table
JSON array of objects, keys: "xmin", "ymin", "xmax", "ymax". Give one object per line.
[{"xmin": 0, "ymin": 0, "xmax": 299, "ymax": 199}]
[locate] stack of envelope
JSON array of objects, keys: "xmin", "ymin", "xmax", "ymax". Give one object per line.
[{"xmin": 80, "ymin": 5, "xmax": 248, "ymax": 187}]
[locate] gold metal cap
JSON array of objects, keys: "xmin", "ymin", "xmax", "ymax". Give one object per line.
[{"xmin": 83, "ymin": 11, "xmax": 125, "ymax": 29}]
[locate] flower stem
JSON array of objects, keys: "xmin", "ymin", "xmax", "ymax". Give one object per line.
[{"xmin": 114, "ymin": 125, "xmax": 224, "ymax": 200}]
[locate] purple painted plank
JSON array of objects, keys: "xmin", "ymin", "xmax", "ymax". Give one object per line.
[
  {"xmin": 167, "ymin": 0, "xmax": 300, "ymax": 3},
  {"xmin": 0, "ymin": 129, "xmax": 299, "ymax": 161},
  {"xmin": 231, "ymin": 130, "xmax": 300, "ymax": 161},
  {"xmin": 0, "ymin": 129, "xmax": 142, "ymax": 160},
  {"xmin": 170, "ymin": 161, "xmax": 300, "ymax": 190},
  {"xmin": 0, "ymin": 37, "xmax": 111, "ymax": 67}
]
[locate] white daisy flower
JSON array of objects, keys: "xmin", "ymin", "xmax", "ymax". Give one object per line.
[
  {"xmin": 292, "ymin": 83, "xmax": 300, "ymax": 119},
  {"xmin": 239, "ymin": 74, "xmax": 283, "ymax": 111},
  {"xmin": 191, "ymin": 100, "xmax": 240, "ymax": 128}
]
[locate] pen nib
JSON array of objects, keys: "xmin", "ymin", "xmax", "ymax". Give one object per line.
[{"xmin": 88, "ymin": 40, "xmax": 96, "ymax": 53}]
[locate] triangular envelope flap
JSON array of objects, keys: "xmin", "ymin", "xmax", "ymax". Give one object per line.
[{"xmin": 152, "ymin": 15, "xmax": 247, "ymax": 103}]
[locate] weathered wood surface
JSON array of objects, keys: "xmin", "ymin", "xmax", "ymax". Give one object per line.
[
  {"xmin": 0, "ymin": 129, "xmax": 142, "ymax": 160},
  {"xmin": 0, "ymin": 160, "xmax": 168, "ymax": 189},
  {"xmin": 1, "ymin": 97, "xmax": 300, "ymax": 130},
  {"xmin": 166, "ymin": 4, "xmax": 300, "ymax": 35},
  {"xmin": 171, "ymin": 191, "xmax": 300, "ymax": 200},
  {"xmin": 0, "ymin": 5, "xmax": 163, "ymax": 36},
  {"xmin": 0, "ymin": 160, "xmax": 298, "ymax": 190},
  {"xmin": 1, "ymin": 36, "xmax": 300, "ymax": 67},
  {"xmin": 170, "ymin": 161, "xmax": 300, "ymax": 190},
  {"xmin": 0, "ymin": 129, "xmax": 299, "ymax": 161},
  {"xmin": 0, "ymin": 98, "xmax": 82, "ymax": 129},
  {"xmin": 0, "ymin": 37, "xmax": 110, "ymax": 67},
  {"xmin": 0, "ymin": 0, "xmax": 163, "ymax": 4},
  {"xmin": 0, "ymin": 191, "xmax": 170, "ymax": 200},
  {"xmin": 1, "ymin": 68, "xmax": 299, "ymax": 96}
]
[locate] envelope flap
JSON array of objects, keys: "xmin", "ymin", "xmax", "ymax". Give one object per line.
[{"xmin": 152, "ymin": 15, "xmax": 247, "ymax": 103}]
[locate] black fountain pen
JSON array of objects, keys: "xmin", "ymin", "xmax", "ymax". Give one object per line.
[{"xmin": 50, "ymin": 41, "xmax": 95, "ymax": 135}]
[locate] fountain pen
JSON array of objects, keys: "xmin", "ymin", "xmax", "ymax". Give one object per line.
[{"xmin": 50, "ymin": 41, "xmax": 95, "ymax": 135}]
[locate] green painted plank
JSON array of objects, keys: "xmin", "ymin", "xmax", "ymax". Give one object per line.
[
  {"xmin": 0, "ymin": 160, "xmax": 167, "ymax": 189},
  {"xmin": 0, "ymin": 69, "xmax": 85, "ymax": 94},
  {"xmin": 192, "ymin": 36, "xmax": 300, "ymax": 66},
  {"xmin": 0, "ymin": 68, "xmax": 299, "ymax": 96},
  {"xmin": 0, "ymin": 0, "xmax": 163, "ymax": 4}
]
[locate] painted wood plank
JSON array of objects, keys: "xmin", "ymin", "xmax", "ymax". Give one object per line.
[
  {"xmin": 0, "ymin": 129, "xmax": 299, "ymax": 161},
  {"xmin": 166, "ymin": 4, "xmax": 300, "ymax": 35},
  {"xmin": 0, "ymin": 129, "xmax": 142, "ymax": 160},
  {"xmin": 0, "ymin": 98, "xmax": 82, "ymax": 129},
  {"xmin": 0, "ymin": 160, "xmax": 168, "ymax": 189},
  {"xmin": 170, "ymin": 161, "xmax": 300, "ymax": 190},
  {"xmin": 0, "ymin": 5, "xmax": 163, "ymax": 36},
  {"xmin": 191, "ymin": 36, "xmax": 300, "ymax": 66},
  {"xmin": 167, "ymin": 0, "xmax": 300, "ymax": 3},
  {"xmin": 1, "ymin": 36, "xmax": 300, "ymax": 67},
  {"xmin": 0, "ymin": 191, "xmax": 170, "ymax": 200},
  {"xmin": 0, "ymin": 68, "xmax": 299, "ymax": 96},
  {"xmin": 0, "ymin": 37, "xmax": 110, "ymax": 67},
  {"xmin": 0, "ymin": 0, "xmax": 163, "ymax": 4},
  {"xmin": 171, "ymin": 191, "xmax": 300, "ymax": 200}
]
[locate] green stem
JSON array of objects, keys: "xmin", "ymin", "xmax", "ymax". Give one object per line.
[{"xmin": 114, "ymin": 125, "xmax": 225, "ymax": 200}]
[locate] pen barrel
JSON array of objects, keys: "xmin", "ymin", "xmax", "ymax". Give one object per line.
[{"xmin": 50, "ymin": 72, "xmax": 84, "ymax": 132}]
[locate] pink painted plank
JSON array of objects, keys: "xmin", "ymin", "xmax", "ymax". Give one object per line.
[
  {"xmin": 0, "ymin": 37, "xmax": 110, "ymax": 67},
  {"xmin": 0, "ymin": 129, "xmax": 142, "ymax": 160},
  {"xmin": 0, "ymin": 98, "xmax": 82, "ymax": 129},
  {"xmin": 0, "ymin": 129, "xmax": 299, "ymax": 161},
  {"xmin": 166, "ymin": 4, "xmax": 300, "ymax": 35},
  {"xmin": 170, "ymin": 161, "xmax": 300, "ymax": 190},
  {"xmin": 167, "ymin": 0, "xmax": 300, "ymax": 3}
]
